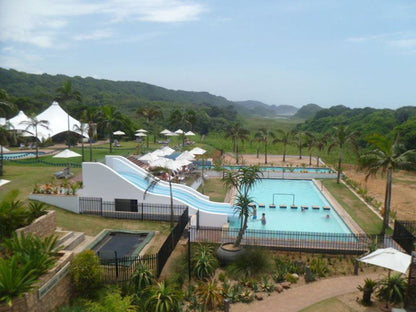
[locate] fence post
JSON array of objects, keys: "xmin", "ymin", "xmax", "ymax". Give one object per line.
[
  {"xmin": 354, "ymin": 259, "xmax": 359, "ymax": 275},
  {"xmin": 141, "ymin": 202, "xmax": 144, "ymax": 221},
  {"xmin": 114, "ymin": 251, "xmax": 119, "ymax": 278},
  {"xmin": 100, "ymin": 198, "xmax": 103, "ymax": 216},
  {"xmin": 188, "ymin": 228, "xmax": 191, "ymax": 282},
  {"xmin": 197, "ymin": 209, "xmax": 200, "ymax": 230}
]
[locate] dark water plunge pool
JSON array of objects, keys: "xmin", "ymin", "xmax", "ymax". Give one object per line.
[{"xmin": 90, "ymin": 230, "xmax": 154, "ymax": 260}]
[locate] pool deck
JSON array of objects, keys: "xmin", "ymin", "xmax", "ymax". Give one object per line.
[{"xmin": 312, "ymin": 179, "xmax": 365, "ymax": 235}]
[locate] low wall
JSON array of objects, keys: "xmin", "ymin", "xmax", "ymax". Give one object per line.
[
  {"xmin": 205, "ymin": 170, "xmax": 337, "ymax": 179},
  {"xmin": 16, "ymin": 210, "xmax": 56, "ymax": 238},
  {"xmin": 0, "ymin": 251, "xmax": 73, "ymax": 312},
  {"xmin": 29, "ymin": 194, "xmax": 80, "ymax": 214}
]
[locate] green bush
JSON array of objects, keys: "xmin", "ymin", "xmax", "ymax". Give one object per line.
[
  {"xmin": 85, "ymin": 288, "xmax": 135, "ymax": 312},
  {"xmin": 0, "ymin": 190, "xmax": 29, "ymax": 238},
  {"xmin": 26, "ymin": 201, "xmax": 48, "ymax": 223},
  {"xmin": 144, "ymin": 281, "xmax": 183, "ymax": 312},
  {"xmin": 70, "ymin": 250, "xmax": 102, "ymax": 298},
  {"xmin": 377, "ymin": 273, "xmax": 407, "ymax": 306},
  {"xmin": 310, "ymin": 257, "xmax": 329, "ymax": 277},
  {"xmin": 227, "ymin": 248, "xmax": 274, "ymax": 279},
  {"xmin": 192, "ymin": 244, "xmax": 218, "ymax": 280},
  {"xmin": 195, "ymin": 279, "xmax": 224, "ymax": 311},
  {"xmin": 131, "ymin": 263, "xmax": 154, "ymax": 294}
]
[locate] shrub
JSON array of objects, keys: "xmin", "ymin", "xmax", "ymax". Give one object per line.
[
  {"xmin": 377, "ymin": 273, "xmax": 407, "ymax": 306},
  {"xmin": 26, "ymin": 201, "xmax": 48, "ymax": 223},
  {"xmin": 195, "ymin": 279, "xmax": 224, "ymax": 311},
  {"xmin": 192, "ymin": 244, "xmax": 218, "ymax": 280},
  {"xmin": 310, "ymin": 257, "xmax": 329, "ymax": 277},
  {"xmin": 131, "ymin": 263, "xmax": 154, "ymax": 294},
  {"xmin": 0, "ymin": 190, "xmax": 29, "ymax": 238},
  {"xmin": 0, "ymin": 256, "xmax": 39, "ymax": 306},
  {"xmin": 227, "ymin": 248, "xmax": 273, "ymax": 279},
  {"xmin": 144, "ymin": 281, "xmax": 183, "ymax": 312},
  {"xmin": 85, "ymin": 288, "xmax": 135, "ymax": 312},
  {"xmin": 70, "ymin": 250, "xmax": 102, "ymax": 298}
]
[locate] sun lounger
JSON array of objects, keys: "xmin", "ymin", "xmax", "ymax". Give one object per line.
[{"xmin": 54, "ymin": 167, "xmax": 74, "ymax": 179}]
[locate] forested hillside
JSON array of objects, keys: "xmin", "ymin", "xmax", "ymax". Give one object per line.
[{"xmin": 298, "ymin": 105, "xmax": 416, "ymax": 149}]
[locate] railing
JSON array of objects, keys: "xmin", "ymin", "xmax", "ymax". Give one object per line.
[
  {"xmin": 191, "ymin": 226, "xmax": 371, "ymax": 254},
  {"xmin": 79, "ymin": 197, "xmax": 188, "ymax": 222},
  {"xmin": 393, "ymin": 220, "xmax": 416, "ymax": 254},
  {"xmin": 80, "ymin": 198, "xmax": 189, "ymax": 282}
]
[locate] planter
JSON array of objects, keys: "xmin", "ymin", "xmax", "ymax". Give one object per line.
[
  {"xmin": 216, "ymin": 242, "xmax": 245, "ymax": 265},
  {"xmin": 362, "ymin": 288, "xmax": 373, "ymax": 306}
]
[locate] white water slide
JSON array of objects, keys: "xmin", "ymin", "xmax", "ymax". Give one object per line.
[{"xmin": 81, "ymin": 156, "xmax": 234, "ymax": 226}]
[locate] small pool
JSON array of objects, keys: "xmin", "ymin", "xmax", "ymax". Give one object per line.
[
  {"xmin": 3, "ymin": 152, "xmax": 45, "ymax": 160},
  {"xmin": 200, "ymin": 165, "xmax": 334, "ymax": 173},
  {"xmin": 229, "ymin": 179, "xmax": 352, "ymax": 235},
  {"xmin": 89, "ymin": 230, "xmax": 154, "ymax": 260}
]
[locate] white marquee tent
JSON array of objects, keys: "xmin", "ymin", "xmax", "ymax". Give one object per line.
[
  {"xmin": 33, "ymin": 101, "xmax": 88, "ymax": 141},
  {"xmin": 7, "ymin": 111, "xmax": 32, "ymax": 131}
]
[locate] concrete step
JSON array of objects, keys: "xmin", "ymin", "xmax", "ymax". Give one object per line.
[
  {"xmin": 56, "ymin": 231, "xmax": 73, "ymax": 246},
  {"xmin": 61, "ymin": 232, "xmax": 85, "ymax": 251},
  {"xmin": 72, "ymin": 235, "xmax": 95, "ymax": 254}
]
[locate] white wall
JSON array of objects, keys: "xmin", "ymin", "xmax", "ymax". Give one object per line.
[{"xmin": 29, "ymin": 194, "xmax": 80, "ymax": 214}]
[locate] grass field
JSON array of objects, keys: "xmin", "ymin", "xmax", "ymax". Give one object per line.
[
  {"xmin": 300, "ymin": 297, "xmax": 358, "ymax": 312},
  {"xmin": 321, "ymin": 180, "xmax": 383, "ymax": 234}
]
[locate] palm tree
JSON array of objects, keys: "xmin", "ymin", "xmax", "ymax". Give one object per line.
[
  {"xmin": 225, "ymin": 122, "xmax": 249, "ymax": 164},
  {"xmin": 144, "ymin": 281, "xmax": 183, "ymax": 312},
  {"xmin": 223, "ymin": 166, "xmax": 263, "ymax": 247},
  {"xmin": 360, "ymin": 134, "xmax": 416, "ymax": 235},
  {"xmin": 145, "ymin": 167, "xmax": 175, "ymax": 228},
  {"xmin": 55, "ymin": 80, "xmax": 82, "ymax": 149},
  {"xmin": 327, "ymin": 125, "xmax": 359, "ymax": 184},
  {"xmin": 293, "ymin": 130, "xmax": 305, "ymax": 159},
  {"xmin": 0, "ymin": 124, "xmax": 9, "ymax": 176},
  {"xmin": 273, "ymin": 129, "xmax": 291, "ymax": 162},
  {"xmin": 305, "ymin": 132, "xmax": 316, "ymax": 166},
  {"xmin": 72, "ymin": 123, "xmax": 88, "ymax": 162},
  {"xmin": 315, "ymin": 133, "xmax": 329, "ymax": 167},
  {"xmin": 0, "ymin": 89, "xmax": 15, "ymax": 116},
  {"xmin": 137, "ymin": 106, "xmax": 163, "ymax": 146},
  {"xmin": 254, "ymin": 128, "xmax": 275, "ymax": 164},
  {"xmin": 81, "ymin": 107, "xmax": 98, "ymax": 161},
  {"xmin": 99, "ymin": 105, "xmax": 124, "ymax": 153},
  {"xmin": 20, "ymin": 115, "xmax": 49, "ymax": 159}
]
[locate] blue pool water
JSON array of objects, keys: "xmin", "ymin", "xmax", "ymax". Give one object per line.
[
  {"xmin": 229, "ymin": 179, "xmax": 352, "ymax": 234},
  {"xmin": 199, "ymin": 165, "xmax": 334, "ymax": 173},
  {"xmin": 2, "ymin": 152, "xmax": 44, "ymax": 160}
]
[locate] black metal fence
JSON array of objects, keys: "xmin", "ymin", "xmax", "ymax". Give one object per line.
[
  {"xmin": 80, "ymin": 197, "xmax": 189, "ymax": 282},
  {"xmin": 79, "ymin": 197, "xmax": 188, "ymax": 222},
  {"xmin": 190, "ymin": 226, "xmax": 372, "ymax": 254},
  {"xmin": 393, "ymin": 220, "xmax": 416, "ymax": 254}
]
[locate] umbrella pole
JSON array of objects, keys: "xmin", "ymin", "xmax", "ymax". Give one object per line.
[{"xmin": 385, "ymin": 269, "xmax": 391, "ymax": 309}]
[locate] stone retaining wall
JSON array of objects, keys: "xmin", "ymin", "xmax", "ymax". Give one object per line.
[{"xmin": 16, "ymin": 210, "xmax": 56, "ymax": 238}]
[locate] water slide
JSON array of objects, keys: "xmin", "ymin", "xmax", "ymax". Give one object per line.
[{"xmin": 105, "ymin": 156, "xmax": 235, "ymax": 218}]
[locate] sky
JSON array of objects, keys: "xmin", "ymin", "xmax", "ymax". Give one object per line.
[{"xmin": 0, "ymin": 0, "xmax": 415, "ymax": 109}]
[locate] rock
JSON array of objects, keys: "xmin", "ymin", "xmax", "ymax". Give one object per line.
[
  {"xmin": 275, "ymin": 284, "xmax": 284, "ymax": 293},
  {"xmin": 291, "ymin": 273, "xmax": 299, "ymax": 280},
  {"xmin": 281, "ymin": 281, "xmax": 291, "ymax": 289},
  {"xmin": 255, "ymin": 295, "xmax": 263, "ymax": 301}
]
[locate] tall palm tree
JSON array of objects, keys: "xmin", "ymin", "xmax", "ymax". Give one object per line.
[
  {"xmin": 254, "ymin": 128, "xmax": 275, "ymax": 164},
  {"xmin": 360, "ymin": 134, "xmax": 416, "ymax": 235},
  {"xmin": 327, "ymin": 125, "xmax": 359, "ymax": 184},
  {"xmin": 137, "ymin": 106, "xmax": 163, "ymax": 146},
  {"xmin": 305, "ymin": 132, "xmax": 316, "ymax": 166},
  {"xmin": 81, "ymin": 107, "xmax": 98, "ymax": 161},
  {"xmin": 20, "ymin": 116, "xmax": 49, "ymax": 159},
  {"xmin": 315, "ymin": 133, "xmax": 329, "ymax": 167},
  {"xmin": 72, "ymin": 123, "xmax": 88, "ymax": 162},
  {"xmin": 55, "ymin": 80, "xmax": 82, "ymax": 149},
  {"xmin": 0, "ymin": 89, "xmax": 15, "ymax": 117},
  {"xmin": 99, "ymin": 105, "xmax": 124, "ymax": 153},
  {"xmin": 223, "ymin": 166, "xmax": 263, "ymax": 247},
  {"xmin": 273, "ymin": 129, "xmax": 291, "ymax": 162},
  {"xmin": 293, "ymin": 130, "xmax": 305, "ymax": 160},
  {"xmin": 225, "ymin": 122, "xmax": 249, "ymax": 164}
]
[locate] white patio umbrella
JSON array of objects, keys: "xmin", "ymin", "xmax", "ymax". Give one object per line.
[
  {"xmin": 1, "ymin": 146, "xmax": 10, "ymax": 153},
  {"xmin": 190, "ymin": 147, "xmax": 206, "ymax": 155},
  {"xmin": 136, "ymin": 129, "xmax": 147, "ymax": 133},
  {"xmin": 53, "ymin": 149, "xmax": 81, "ymax": 158},
  {"xmin": 135, "ymin": 132, "xmax": 147, "ymax": 137},
  {"xmin": 113, "ymin": 130, "xmax": 125, "ymax": 136},
  {"xmin": 165, "ymin": 132, "xmax": 178, "ymax": 137},
  {"xmin": 185, "ymin": 131, "xmax": 195, "ymax": 136},
  {"xmin": 160, "ymin": 146, "xmax": 175, "ymax": 155},
  {"xmin": 138, "ymin": 152, "xmax": 160, "ymax": 162},
  {"xmin": 359, "ymin": 247, "xmax": 411, "ymax": 274},
  {"xmin": 160, "ymin": 129, "xmax": 172, "ymax": 135},
  {"xmin": 174, "ymin": 129, "xmax": 185, "ymax": 134},
  {"xmin": 175, "ymin": 158, "xmax": 192, "ymax": 167},
  {"xmin": 177, "ymin": 151, "xmax": 196, "ymax": 161}
]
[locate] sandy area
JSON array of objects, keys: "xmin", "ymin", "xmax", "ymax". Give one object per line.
[{"xmin": 223, "ymin": 153, "xmax": 416, "ymax": 222}]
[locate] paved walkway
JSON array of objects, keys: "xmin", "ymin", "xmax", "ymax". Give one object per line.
[{"xmin": 231, "ymin": 272, "xmax": 382, "ymax": 312}]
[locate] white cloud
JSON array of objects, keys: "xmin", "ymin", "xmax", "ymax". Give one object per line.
[
  {"xmin": 0, "ymin": 0, "xmax": 206, "ymax": 48},
  {"xmin": 346, "ymin": 32, "xmax": 416, "ymax": 54},
  {"xmin": 74, "ymin": 30, "xmax": 113, "ymax": 41}
]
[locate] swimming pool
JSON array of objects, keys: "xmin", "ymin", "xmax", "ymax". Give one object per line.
[
  {"xmin": 200, "ymin": 165, "xmax": 334, "ymax": 173},
  {"xmin": 229, "ymin": 179, "xmax": 352, "ymax": 235},
  {"xmin": 2, "ymin": 152, "xmax": 45, "ymax": 160}
]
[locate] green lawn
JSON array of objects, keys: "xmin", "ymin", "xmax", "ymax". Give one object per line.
[
  {"xmin": 198, "ymin": 178, "xmax": 227, "ymax": 202},
  {"xmin": 321, "ymin": 180, "xmax": 383, "ymax": 234}
]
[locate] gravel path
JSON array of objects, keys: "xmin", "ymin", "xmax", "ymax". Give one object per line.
[{"xmin": 231, "ymin": 272, "xmax": 382, "ymax": 312}]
